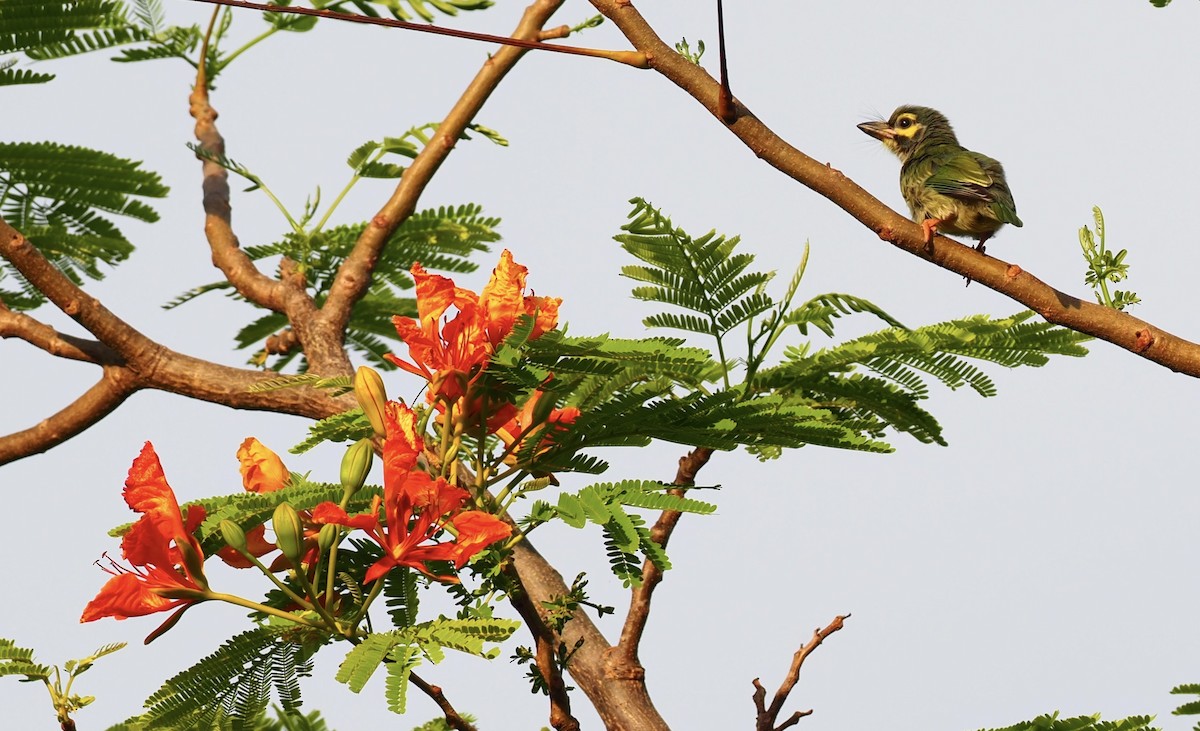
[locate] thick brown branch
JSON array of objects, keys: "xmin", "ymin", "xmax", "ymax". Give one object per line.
[
  {"xmin": 588, "ymin": 0, "xmax": 1200, "ymax": 378},
  {"xmin": 0, "ymin": 366, "xmax": 139, "ymax": 462},
  {"xmin": 408, "ymin": 671, "xmax": 477, "ymax": 731},
  {"xmin": 615, "ymin": 447, "xmax": 713, "ymax": 664},
  {"xmin": 319, "ymin": 0, "xmax": 571, "ymax": 338},
  {"xmin": 510, "ymin": 540, "xmax": 669, "ymax": 731},
  {"xmin": 753, "ymin": 615, "xmax": 849, "ymax": 731},
  {"xmin": 0, "ymin": 305, "xmax": 121, "ymax": 364}
]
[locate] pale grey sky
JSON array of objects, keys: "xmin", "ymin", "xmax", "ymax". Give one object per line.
[{"xmin": 4, "ymin": 2, "xmax": 1200, "ymax": 729}]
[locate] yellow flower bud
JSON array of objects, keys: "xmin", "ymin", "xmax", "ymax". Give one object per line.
[
  {"xmin": 272, "ymin": 502, "xmax": 305, "ymax": 565},
  {"xmin": 354, "ymin": 366, "xmax": 389, "ymax": 438},
  {"xmin": 340, "ymin": 438, "xmax": 374, "ymax": 498}
]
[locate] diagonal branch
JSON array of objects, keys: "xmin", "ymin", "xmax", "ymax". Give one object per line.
[
  {"xmin": 319, "ymin": 0, "xmax": 572, "ymax": 338},
  {"xmin": 614, "ymin": 446, "xmax": 713, "ymax": 665},
  {"xmin": 0, "ymin": 366, "xmax": 140, "ymax": 462},
  {"xmin": 507, "ymin": 576, "xmax": 581, "ymax": 731},
  {"xmin": 588, "ymin": 0, "xmax": 1200, "ymax": 378},
  {"xmin": 0, "ymin": 303, "xmax": 121, "ymax": 365},
  {"xmin": 753, "ymin": 614, "xmax": 849, "ymax": 731},
  {"xmin": 3, "ymin": 217, "xmax": 162, "ymax": 365}
]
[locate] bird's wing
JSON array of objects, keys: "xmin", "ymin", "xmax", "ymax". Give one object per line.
[
  {"xmin": 925, "ymin": 152, "xmax": 1022, "ymax": 226},
  {"xmin": 923, "ymin": 152, "xmax": 996, "ymax": 202}
]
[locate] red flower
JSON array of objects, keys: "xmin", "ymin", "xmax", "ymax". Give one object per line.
[
  {"xmin": 81, "ymin": 443, "xmax": 208, "ymax": 624},
  {"xmin": 312, "ymin": 402, "xmax": 510, "ymax": 583},
  {"xmin": 386, "ymin": 250, "xmax": 562, "ymax": 407}
]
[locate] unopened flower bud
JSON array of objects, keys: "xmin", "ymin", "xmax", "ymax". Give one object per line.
[
  {"xmin": 317, "ymin": 523, "xmax": 339, "ymax": 553},
  {"xmin": 218, "ymin": 520, "xmax": 247, "ymax": 553},
  {"xmin": 340, "ymin": 438, "xmax": 374, "ymax": 498},
  {"xmin": 272, "ymin": 502, "xmax": 305, "ymax": 565},
  {"xmin": 354, "ymin": 366, "xmax": 388, "ymax": 438}
]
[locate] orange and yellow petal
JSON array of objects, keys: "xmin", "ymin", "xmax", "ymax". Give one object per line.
[{"xmin": 237, "ymin": 438, "xmax": 289, "ymax": 493}]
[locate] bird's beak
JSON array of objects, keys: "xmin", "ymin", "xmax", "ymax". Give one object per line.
[{"xmin": 857, "ymin": 120, "xmax": 895, "ymax": 141}]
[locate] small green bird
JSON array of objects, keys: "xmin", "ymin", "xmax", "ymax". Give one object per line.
[{"xmin": 858, "ymin": 105, "xmax": 1022, "ymax": 255}]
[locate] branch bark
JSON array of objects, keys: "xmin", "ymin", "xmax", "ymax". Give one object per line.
[
  {"xmin": 0, "ymin": 303, "xmax": 121, "ymax": 364},
  {"xmin": 615, "ymin": 447, "xmax": 713, "ymax": 666},
  {"xmin": 752, "ymin": 615, "xmax": 849, "ymax": 731},
  {"xmin": 587, "ymin": 0, "xmax": 1200, "ymax": 378},
  {"xmin": 408, "ymin": 671, "xmax": 478, "ymax": 731}
]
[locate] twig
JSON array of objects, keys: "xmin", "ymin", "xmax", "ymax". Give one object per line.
[
  {"xmin": 753, "ymin": 614, "xmax": 849, "ymax": 731},
  {"xmin": 188, "ymin": 0, "xmax": 647, "ymax": 68},
  {"xmin": 615, "ymin": 447, "xmax": 713, "ymax": 664},
  {"xmin": 408, "ymin": 671, "xmax": 478, "ymax": 731},
  {"xmin": 506, "ymin": 570, "xmax": 581, "ymax": 731},
  {"xmin": 0, "ymin": 368, "xmax": 139, "ymax": 462},
  {"xmin": 587, "ymin": 0, "xmax": 1200, "ymax": 378}
]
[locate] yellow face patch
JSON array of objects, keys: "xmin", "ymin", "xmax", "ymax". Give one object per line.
[{"xmin": 891, "ymin": 112, "xmax": 923, "ymax": 139}]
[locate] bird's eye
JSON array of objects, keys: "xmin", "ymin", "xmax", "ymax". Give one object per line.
[{"xmin": 897, "ymin": 118, "xmax": 912, "ymax": 129}]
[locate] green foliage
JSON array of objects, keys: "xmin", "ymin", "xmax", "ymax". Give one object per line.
[
  {"xmin": 0, "ymin": 637, "xmax": 52, "ymax": 680},
  {"xmin": 0, "ymin": 141, "xmax": 167, "ymax": 310},
  {"xmin": 130, "ymin": 627, "xmax": 322, "ymax": 731},
  {"xmin": 759, "ymin": 310, "xmax": 1089, "ymax": 446},
  {"xmin": 292, "ymin": 409, "xmax": 375, "ymax": 454},
  {"xmin": 1172, "ymin": 683, "xmax": 1200, "ymax": 730},
  {"xmin": 674, "ymin": 36, "xmax": 705, "ymax": 64},
  {"xmin": 550, "ymin": 481, "xmax": 714, "ymax": 587},
  {"xmin": 336, "ymin": 618, "xmax": 518, "ymax": 714},
  {"xmin": 0, "ymin": 0, "xmax": 129, "ymax": 65},
  {"xmin": 327, "ymin": 0, "xmax": 495, "ymax": 23},
  {"xmin": 976, "ymin": 712, "xmax": 1158, "ymax": 731},
  {"xmin": 1079, "ymin": 206, "xmax": 1140, "ymax": 310},
  {"xmin": 610, "ymin": 198, "xmax": 1089, "ymax": 454}
]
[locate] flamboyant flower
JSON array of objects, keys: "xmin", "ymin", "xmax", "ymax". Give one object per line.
[
  {"xmin": 386, "ymin": 250, "xmax": 562, "ymax": 408},
  {"xmin": 216, "ymin": 437, "xmax": 291, "ymax": 568},
  {"xmin": 311, "ymin": 401, "xmax": 511, "ymax": 583},
  {"xmin": 81, "ymin": 443, "xmax": 209, "ymax": 626},
  {"xmin": 495, "ymin": 389, "xmax": 581, "ymax": 457}
]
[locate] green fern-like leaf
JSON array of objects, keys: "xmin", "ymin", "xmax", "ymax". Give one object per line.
[
  {"xmin": 291, "ymin": 409, "xmax": 374, "ymax": 454},
  {"xmin": 0, "ymin": 141, "xmax": 167, "ymax": 310},
  {"xmin": 132, "ymin": 627, "xmax": 321, "ymax": 731},
  {"xmin": 616, "ymin": 197, "xmax": 773, "ymax": 342},
  {"xmin": 976, "ymin": 712, "xmax": 1158, "ymax": 731}
]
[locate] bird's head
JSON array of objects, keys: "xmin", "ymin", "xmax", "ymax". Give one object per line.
[{"xmin": 857, "ymin": 106, "xmax": 959, "ymax": 162}]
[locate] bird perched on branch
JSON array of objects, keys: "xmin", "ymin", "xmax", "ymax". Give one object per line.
[{"xmin": 858, "ymin": 105, "xmax": 1022, "ymax": 256}]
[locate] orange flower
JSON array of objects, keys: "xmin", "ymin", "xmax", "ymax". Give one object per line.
[
  {"xmin": 82, "ymin": 443, "xmax": 208, "ymax": 625},
  {"xmin": 311, "ymin": 402, "xmax": 510, "ymax": 583},
  {"xmin": 386, "ymin": 250, "xmax": 562, "ymax": 406},
  {"xmin": 216, "ymin": 437, "xmax": 291, "ymax": 568},
  {"xmin": 237, "ymin": 437, "xmax": 289, "ymax": 493}
]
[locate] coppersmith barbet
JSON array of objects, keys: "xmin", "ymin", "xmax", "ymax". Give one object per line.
[{"xmin": 858, "ymin": 105, "xmax": 1022, "ymax": 255}]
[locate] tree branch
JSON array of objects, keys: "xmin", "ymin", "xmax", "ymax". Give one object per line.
[
  {"xmin": 509, "ymin": 540, "xmax": 669, "ymax": 731},
  {"xmin": 0, "ymin": 303, "xmax": 121, "ymax": 365},
  {"xmin": 506, "ymin": 578, "xmax": 581, "ymax": 731},
  {"xmin": 587, "ymin": 0, "xmax": 1200, "ymax": 378},
  {"xmin": 615, "ymin": 447, "xmax": 713, "ymax": 665},
  {"xmin": 753, "ymin": 614, "xmax": 849, "ymax": 731},
  {"xmin": 318, "ymin": 0, "xmax": 571, "ymax": 339},
  {"xmin": 0, "ymin": 366, "xmax": 139, "ymax": 462},
  {"xmin": 408, "ymin": 671, "xmax": 478, "ymax": 731}
]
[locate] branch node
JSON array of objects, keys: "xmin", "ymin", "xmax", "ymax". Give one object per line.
[
  {"xmin": 877, "ymin": 226, "xmax": 895, "ymax": 242},
  {"xmin": 1135, "ymin": 328, "xmax": 1155, "ymax": 353},
  {"xmin": 1005, "ymin": 263, "xmax": 1023, "ymax": 279},
  {"xmin": 371, "ymin": 214, "xmax": 390, "ymax": 229}
]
